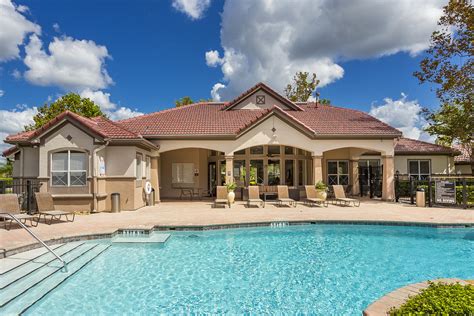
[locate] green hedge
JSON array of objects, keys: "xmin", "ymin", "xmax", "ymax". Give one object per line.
[{"xmin": 390, "ymin": 282, "xmax": 474, "ymax": 315}]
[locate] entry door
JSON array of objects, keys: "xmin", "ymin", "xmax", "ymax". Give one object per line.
[
  {"xmin": 208, "ymin": 162, "xmax": 216, "ymax": 197},
  {"xmin": 358, "ymin": 160, "xmax": 382, "ymax": 197}
]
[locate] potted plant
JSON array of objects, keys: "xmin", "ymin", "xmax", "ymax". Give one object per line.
[
  {"xmin": 315, "ymin": 181, "xmax": 328, "ymax": 201},
  {"xmin": 226, "ymin": 182, "xmax": 237, "ymax": 204}
]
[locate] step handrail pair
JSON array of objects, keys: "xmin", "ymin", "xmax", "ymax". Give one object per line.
[{"xmin": 3, "ymin": 213, "xmax": 68, "ymax": 272}]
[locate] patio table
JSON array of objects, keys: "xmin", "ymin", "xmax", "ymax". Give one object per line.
[
  {"xmin": 261, "ymin": 192, "xmax": 278, "ymax": 207},
  {"xmin": 179, "ymin": 188, "xmax": 204, "ymax": 200}
]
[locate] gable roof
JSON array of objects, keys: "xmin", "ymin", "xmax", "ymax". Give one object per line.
[
  {"xmin": 394, "ymin": 138, "xmax": 460, "ymax": 156},
  {"xmin": 5, "ymin": 111, "xmax": 157, "ymax": 149},
  {"xmin": 223, "ymin": 82, "xmax": 304, "ymax": 111},
  {"xmin": 118, "ymin": 102, "xmax": 402, "ymax": 138}
]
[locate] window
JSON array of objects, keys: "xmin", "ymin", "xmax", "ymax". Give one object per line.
[
  {"xmin": 284, "ymin": 146, "xmax": 294, "ymax": 155},
  {"xmin": 298, "ymin": 160, "xmax": 305, "ymax": 185},
  {"xmin": 327, "ymin": 160, "xmax": 349, "ymax": 185},
  {"xmin": 409, "ymin": 160, "xmax": 430, "ymax": 180},
  {"xmin": 268, "ymin": 145, "xmax": 280, "ymax": 155},
  {"xmin": 250, "ymin": 160, "xmax": 264, "ymax": 185},
  {"xmin": 285, "ymin": 160, "xmax": 294, "ymax": 186},
  {"xmin": 267, "ymin": 159, "xmax": 281, "ymax": 185},
  {"xmin": 135, "ymin": 154, "xmax": 143, "ymax": 181},
  {"xmin": 235, "ymin": 149, "xmax": 246, "ymax": 155},
  {"xmin": 51, "ymin": 150, "xmax": 87, "ymax": 186},
  {"xmin": 250, "ymin": 146, "xmax": 263, "ymax": 155},
  {"xmin": 233, "ymin": 160, "xmax": 246, "ymax": 185},
  {"xmin": 172, "ymin": 163, "xmax": 195, "ymax": 184},
  {"xmin": 146, "ymin": 156, "xmax": 151, "ymax": 179}
]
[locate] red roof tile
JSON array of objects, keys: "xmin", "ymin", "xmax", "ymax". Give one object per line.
[
  {"xmin": 119, "ymin": 102, "xmax": 401, "ymax": 137},
  {"xmin": 394, "ymin": 138, "xmax": 459, "ymax": 155},
  {"xmin": 2, "ymin": 146, "xmax": 19, "ymax": 157},
  {"xmin": 5, "ymin": 111, "xmax": 142, "ymax": 143}
]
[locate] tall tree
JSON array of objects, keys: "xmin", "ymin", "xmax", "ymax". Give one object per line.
[
  {"xmin": 413, "ymin": 0, "xmax": 473, "ymax": 167},
  {"xmin": 26, "ymin": 93, "xmax": 104, "ymax": 131},
  {"xmin": 175, "ymin": 96, "xmax": 194, "ymax": 107},
  {"xmin": 284, "ymin": 71, "xmax": 330, "ymax": 104}
]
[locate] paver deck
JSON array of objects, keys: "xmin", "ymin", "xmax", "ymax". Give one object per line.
[{"xmin": 1, "ymin": 200, "xmax": 472, "ymax": 257}]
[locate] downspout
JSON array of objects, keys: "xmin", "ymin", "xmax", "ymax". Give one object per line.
[{"xmin": 92, "ymin": 140, "xmax": 109, "ymax": 213}]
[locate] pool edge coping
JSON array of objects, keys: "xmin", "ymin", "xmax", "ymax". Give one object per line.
[
  {"xmin": 1, "ymin": 219, "xmax": 473, "ymax": 258},
  {"xmin": 363, "ymin": 278, "xmax": 470, "ymax": 316}
]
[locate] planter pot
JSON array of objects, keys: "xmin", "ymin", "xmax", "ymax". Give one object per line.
[
  {"xmin": 227, "ymin": 191, "xmax": 235, "ymax": 204},
  {"xmin": 315, "ymin": 190, "xmax": 327, "ymax": 201}
]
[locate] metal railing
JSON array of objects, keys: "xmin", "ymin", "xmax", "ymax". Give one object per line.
[{"xmin": 5, "ymin": 214, "xmax": 68, "ymax": 272}]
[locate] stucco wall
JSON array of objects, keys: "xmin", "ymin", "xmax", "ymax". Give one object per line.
[
  {"xmin": 231, "ymin": 89, "xmax": 291, "ymax": 110},
  {"xmin": 22, "ymin": 147, "xmax": 39, "ymax": 177},
  {"xmin": 160, "ymin": 148, "xmax": 209, "ymax": 198},
  {"xmin": 394, "ymin": 155, "xmax": 455, "ymax": 174}
]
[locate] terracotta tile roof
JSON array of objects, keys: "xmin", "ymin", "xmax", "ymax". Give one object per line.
[
  {"xmin": 119, "ymin": 102, "xmax": 401, "ymax": 137},
  {"xmin": 394, "ymin": 137, "xmax": 460, "ymax": 155},
  {"xmin": 2, "ymin": 146, "xmax": 19, "ymax": 157},
  {"xmin": 452, "ymin": 143, "xmax": 473, "ymax": 163},
  {"xmin": 5, "ymin": 111, "xmax": 142, "ymax": 143}
]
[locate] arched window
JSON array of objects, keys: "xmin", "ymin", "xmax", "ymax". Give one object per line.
[{"xmin": 51, "ymin": 150, "xmax": 88, "ymax": 186}]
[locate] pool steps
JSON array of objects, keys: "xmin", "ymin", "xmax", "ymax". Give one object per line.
[
  {"xmin": 0, "ymin": 243, "xmax": 64, "ymax": 275},
  {"xmin": 0, "ymin": 243, "xmax": 110, "ymax": 315}
]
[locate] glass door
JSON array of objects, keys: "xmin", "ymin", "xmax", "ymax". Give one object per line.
[
  {"xmin": 249, "ymin": 160, "xmax": 264, "ymax": 185},
  {"xmin": 267, "ymin": 159, "xmax": 281, "ymax": 185},
  {"xmin": 208, "ymin": 162, "xmax": 216, "ymax": 196}
]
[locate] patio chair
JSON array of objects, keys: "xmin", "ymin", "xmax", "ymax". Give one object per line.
[
  {"xmin": 276, "ymin": 185, "xmax": 297, "ymax": 207},
  {"xmin": 304, "ymin": 185, "xmax": 328, "ymax": 207},
  {"xmin": 35, "ymin": 192, "xmax": 76, "ymax": 224},
  {"xmin": 332, "ymin": 185, "xmax": 360, "ymax": 207},
  {"xmin": 213, "ymin": 186, "xmax": 229, "ymax": 208},
  {"xmin": 247, "ymin": 186, "xmax": 264, "ymax": 208},
  {"xmin": 0, "ymin": 194, "xmax": 39, "ymax": 230}
]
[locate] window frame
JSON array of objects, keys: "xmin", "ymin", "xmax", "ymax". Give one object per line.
[
  {"xmin": 327, "ymin": 160, "xmax": 349, "ymax": 185},
  {"xmin": 50, "ymin": 150, "xmax": 88, "ymax": 187},
  {"xmin": 136, "ymin": 153, "xmax": 143, "ymax": 181},
  {"xmin": 408, "ymin": 159, "xmax": 431, "ymax": 180},
  {"xmin": 145, "ymin": 156, "xmax": 151, "ymax": 180}
]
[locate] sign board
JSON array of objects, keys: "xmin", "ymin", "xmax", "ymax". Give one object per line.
[{"xmin": 435, "ymin": 180, "xmax": 456, "ymax": 204}]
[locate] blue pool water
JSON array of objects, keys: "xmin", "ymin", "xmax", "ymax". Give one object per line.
[{"xmin": 27, "ymin": 225, "xmax": 473, "ymax": 315}]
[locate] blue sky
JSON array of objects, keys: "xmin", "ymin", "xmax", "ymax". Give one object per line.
[{"xmin": 0, "ymin": 0, "xmax": 446, "ymax": 154}]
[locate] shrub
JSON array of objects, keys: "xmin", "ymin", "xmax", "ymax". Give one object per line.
[
  {"xmin": 315, "ymin": 181, "xmax": 328, "ymax": 191},
  {"xmin": 390, "ymin": 282, "xmax": 474, "ymax": 315}
]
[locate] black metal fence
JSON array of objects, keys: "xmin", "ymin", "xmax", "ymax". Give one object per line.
[
  {"xmin": 0, "ymin": 179, "xmax": 42, "ymax": 214},
  {"xmin": 395, "ymin": 174, "xmax": 473, "ymax": 209}
]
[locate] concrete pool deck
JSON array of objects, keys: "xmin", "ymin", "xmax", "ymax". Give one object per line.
[{"xmin": 1, "ymin": 200, "xmax": 473, "ymax": 257}]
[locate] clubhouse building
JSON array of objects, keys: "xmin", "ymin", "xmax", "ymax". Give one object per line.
[{"xmin": 3, "ymin": 83, "xmax": 463, "ymax": 212}]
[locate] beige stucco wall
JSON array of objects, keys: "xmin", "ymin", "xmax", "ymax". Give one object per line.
[
  {"xmin": 394, "ymin": 155, "xmax": 455, "ymax": 175},
  {"xmin": 155, "ymin": 115, "xmax": 396, "ymax": 157},
  {"xmin": 22, "ymin": 147, "xmax": 39, "ymax": 177},
  {"xmin": 231, "ymin": 89, "xmax": 292, "ymax": 110},
  {"xmin": 160, "ymin": 148, "xmax": 209, "ymax": 198}
]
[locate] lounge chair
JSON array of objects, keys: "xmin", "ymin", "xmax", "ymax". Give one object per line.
[
  {"xmin": 0, "ymin": 194, "xmax": 39, "ymax": 230},
  {"xmin": 35, "ymin": 192, "xmax": 76, "ymax": 224},
  {"xmin": 247, "ymin": 186, "xmax": 264, "ymax": 208},
  {"xmin": 213, "ymin": 186, "xmax": 229, "ymax": 208},
  {"xmin": 277, "ymin": 185, "xmax": 296, "ymax": 207},
  {"xmin": 332, "ymin": 185, "xmax": 360, "ymax": 207},
  {"xmin": 304, "ymin": 185, "xmax": 328, "ymax": 207}
]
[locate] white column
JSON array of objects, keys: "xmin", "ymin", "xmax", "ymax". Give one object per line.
[
  {"xmin": 312, "ymin": 155, "xmax": 323, "ymax": 184},
  {"xmin": 225, "ymin": 155, "xmax": 234, "ymax": 184},
  {"xmin": 382, "ymin": 155, "xmax": 395, "ymax": 201}
]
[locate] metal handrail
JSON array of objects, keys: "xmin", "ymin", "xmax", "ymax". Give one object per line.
[{"xmin": 4, "ymin": 213, "xmax": 68, "ymax": 272}]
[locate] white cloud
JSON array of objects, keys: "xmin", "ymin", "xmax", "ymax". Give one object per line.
[
  {"xmin": 210, "ymin": 83, "xmax": 225, "ymax": 101},
  {"xmin": 172, "ymin": 0, "xmax": 211, "ymax": 20},
  {"xmin": 206, "ymin": 0, "xmax": 444, "ymax": 99},
  {"xmin": 0, "ymin": 0, "xmax": 41, "ymax": 61},
  {"xmin": 52, "ymin": 23, "xmax": 60, "ymax": 33},
  {"xmin": 0, "ymin": 106, "xmax": 37, "ymax": 156},
  {"xmin": 0, "ymin": 90, "xmax": 4, "ymax": 97},
  {"xmin": 24, "ymin": 34, "xmax": 113, "ymax": 91},
  {"xmin": 80, "ymin": 89, "xmax": 143, "ymax": 120},
  {"xmin": 369, "ymin": 93, "xmax": 435, "ymax": 142},
  {"xmin": 11, "ymin": 68, "xmax": 21, "ymax": 79}
]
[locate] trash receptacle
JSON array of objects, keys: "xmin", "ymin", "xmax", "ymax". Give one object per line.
[
  {"xmin": 111, "ymin": 193, "xmax": 120, "ymax": 213},
  {"xmin": 416, "ymin": 188, "xmax": 425, "ymax": 207},
  {"xmin": 148, "ymin": 189, "xmax": 155, "ymax": 206}
]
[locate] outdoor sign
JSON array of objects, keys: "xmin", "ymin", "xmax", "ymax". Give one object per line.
[{"xmin": 435, "ymin": 180, "xmax": 456, "ymax": 204}]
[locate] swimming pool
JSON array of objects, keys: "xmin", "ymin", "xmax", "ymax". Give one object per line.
[{"xmin": 26, "ymin": 225, "xmax": 473, "ymax": 315}]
